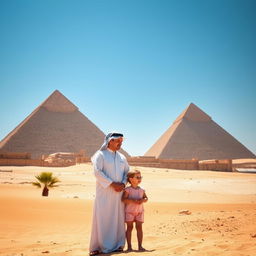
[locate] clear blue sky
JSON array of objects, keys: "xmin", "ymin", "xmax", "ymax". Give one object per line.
[{"xmin": 0, "ymin": 0, "xmax": 255, "ymax": 156}]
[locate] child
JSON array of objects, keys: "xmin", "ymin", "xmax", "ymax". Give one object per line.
[{"xmin": 122, "ymin": 170, "xmax": 148, "ymax": 251}]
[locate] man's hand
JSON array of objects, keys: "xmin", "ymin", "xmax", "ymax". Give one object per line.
[
  {"xmin": 134, "ymin": 199, "xmax": 143, "ymax": 204},
  {"xmin": 134, "ymin": 198, "xmax": 148, "ymax": 204},
  {"xmin": 110, "ymin": 182, "xmax": 125, "ymax": 192}
]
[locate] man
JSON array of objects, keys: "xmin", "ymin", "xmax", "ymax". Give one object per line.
[{"xmin": 89, "ymin": 132, "xmax": 130, "ymax": 256}]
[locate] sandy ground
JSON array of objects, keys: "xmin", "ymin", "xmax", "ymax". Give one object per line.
[{"xmin": 0, "ymin": 164, "xmax": 256, "ymax": 256}]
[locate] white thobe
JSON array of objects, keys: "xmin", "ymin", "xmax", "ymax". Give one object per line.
[{"xmin": 89, "ymin": 149, "xmax": 129, "ymax": 253}]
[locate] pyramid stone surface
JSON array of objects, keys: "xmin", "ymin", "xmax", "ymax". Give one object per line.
[
  {"xmin": 41, "ymin": 90, "xmax": 78, "ymax": 112},
  {"xmin": 0, "ymin": 90, "xmax": 129, "ymax": 159},
  {"xmin": 145, "ymin": 103, "xmax": 255, "ymax": 160}
]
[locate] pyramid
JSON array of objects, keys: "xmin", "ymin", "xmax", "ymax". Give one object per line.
[
  {"xmin": 145, "ymin": 103, "xmax": 255, "ymax": 160},
  {"xmin": 0, "ymin": 90, "xmax": 129, "ymax": 159}
]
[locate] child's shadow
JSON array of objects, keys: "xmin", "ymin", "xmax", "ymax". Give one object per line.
[{"xmin": 125, "ymin": 249, "xmax": 155, "ymax": 253}]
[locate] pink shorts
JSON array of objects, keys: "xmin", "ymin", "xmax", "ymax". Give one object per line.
[{"xmin": 125, "ymin": 212, "xmax": 144, "ymax": 223}]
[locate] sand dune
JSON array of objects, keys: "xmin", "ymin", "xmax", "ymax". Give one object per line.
[{"xmin": 0, "ymin": 164, "xmax": 256, "ymax": 256}]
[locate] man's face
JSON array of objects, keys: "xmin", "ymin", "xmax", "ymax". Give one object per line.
[{"xmin": 108, "ymin": 137, "xmax": 123, "ymax": 151}]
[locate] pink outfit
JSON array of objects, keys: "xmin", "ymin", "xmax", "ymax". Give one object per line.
[{"xmin": 124, "ymin": 186, "xmax": 145, "ymax": 222}]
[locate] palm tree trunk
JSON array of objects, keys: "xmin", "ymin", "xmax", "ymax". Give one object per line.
[{"xmin": 42, "ymin": 186, "xmax": 49, "ymax": 196}]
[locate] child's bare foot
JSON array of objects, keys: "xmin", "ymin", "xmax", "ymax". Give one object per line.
[
  {"xmin": 138, "ymin": 246, "xmax": 146, "ymax": 251},
  {"xmin": 126, "ymin": 247, "xmax": 133, "ymax": 252}
]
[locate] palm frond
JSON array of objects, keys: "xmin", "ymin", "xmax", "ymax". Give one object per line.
[
  {"xmin": 49, "ymin": 185, "xmax": 59, "ymax": 188},
  {"xmin": 35, "ymin": 172, "xmax": 53, "ymax": 184},
  {"xmin": 33, "ymin": 172, "xmax": 60, "ymax": 188},
  {"xmin": 48, "ymin": 177, "xmax": 60, "ymax": 187},
  {"xmin": 32, "ymin": 181, "xmax": 41, "ymax": 188}
]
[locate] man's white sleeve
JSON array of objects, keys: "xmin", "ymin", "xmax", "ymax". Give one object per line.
[
  {"xmin": 93, "ymin": 152, "xmax": 113, "ymax": 188},
  {"xmin": 122, "ymin": 157, "xmax": 130, "ymax": 184}
]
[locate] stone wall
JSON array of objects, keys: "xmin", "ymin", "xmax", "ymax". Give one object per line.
[
  {"xmin": 0, "ymin": 152, "xmax": 31, "ymax": 159},
  {"xmin": 159, "ymin": 159, "xmax": 199, "ymax": 170},
  {"xmin": 232, "ymin": 162, "xmax": 256, "ymax": 169},
  {"xmin": 0, "ymin": 151, "xmax": 90, "ymax": 167},
  {"xmin": 127, "ymin": 156, "xmax": 160, "ymax": 168},
  {"xmin": 128, "ymin": 157, "xmax": 232, "ymax": 171},
  {"xmin": 0, "ymin": 158, "xmax": 42, "ymax": 166},
  {"xmin": 76, "ymin": 156, "xmax": 90, "ymax": 164},
  {"xmin": 0, "ymin": 151, "xmax": 234, "ymax": 171},
  {"xmin": 128, "ymin": 157, "xmax": 199, "ymax": 170},
  {"xmin": 0, "ymin": 158, "xmax": 80, "ymax": 167},
  {"xmin": 199, "ymin": 159, "xmax": 232, "ymax": 172}
]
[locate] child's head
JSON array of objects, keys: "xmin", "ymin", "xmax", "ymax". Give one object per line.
[{"xmin": 127, "ymin": 170, "xmax": 142, "ymax": 185}]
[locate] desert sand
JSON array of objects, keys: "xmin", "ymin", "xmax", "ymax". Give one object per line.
[{"xmin": 0, "ymin": 164, "xmax": 256, "ymax": 256}]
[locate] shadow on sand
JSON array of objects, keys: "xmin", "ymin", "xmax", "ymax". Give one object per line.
[{"xmin": 101, "ymin": 249, "xmax": 156, "ymax": 255}]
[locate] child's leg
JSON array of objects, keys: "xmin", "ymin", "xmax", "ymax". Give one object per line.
[
  {"xmin": 126, "ymin": 221, "xmax": 133, "ymax": 250},
  {"xmin": 135, "ymin": 221, "xmax": 145, "ymax": 251}
]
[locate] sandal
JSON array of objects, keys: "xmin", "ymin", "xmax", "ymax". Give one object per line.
[
  {"xmin": 89, "ymin": 250, "xmax": 101, "ymax": 256},
  {"xmin": 114, "ymin": 247, "xmax": 123, "ymax": 252}
]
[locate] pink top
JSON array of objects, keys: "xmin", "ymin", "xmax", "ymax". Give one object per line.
[{"xmin": 124, "ymin": 186, "xmax": 145, "ymax": 214}]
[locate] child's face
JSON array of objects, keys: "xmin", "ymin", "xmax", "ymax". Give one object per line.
[{"xmin": 129, "ymin": 172, "xmax": 142, "ymax": 186}]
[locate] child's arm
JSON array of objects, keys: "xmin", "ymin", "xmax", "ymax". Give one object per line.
[
  {"xmin": 122, "ymin": 190, "xmax": 131, "ymax": 204},
  {"xmin": 138, "ymin": 191, "xmax": 148, "ymax": 204},
  {"xmin": 122, "ymin": 190, "xmax": 138, "ymax": 204},
  {"xmin": 143, "ymin": 191, "xmax": 148, "ymax": 202}
]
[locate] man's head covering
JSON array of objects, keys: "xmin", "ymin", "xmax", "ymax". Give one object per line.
[{"xmin": 100, "ymin": 132, "xmax": 124, "ymax": 151}]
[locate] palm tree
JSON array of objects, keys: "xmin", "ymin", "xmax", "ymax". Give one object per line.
[{"xmin": 32, "ymin": 172, "xmax": 60, "ymax": 196}]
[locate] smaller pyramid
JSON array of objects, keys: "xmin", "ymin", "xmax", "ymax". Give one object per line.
[
  {"xmin": 0, "ymin": 90, "xmax": 129, "ymax": 158},
  {"xmin": 145, "ymin": 103, "xmax": 255, "ymax": 160}
]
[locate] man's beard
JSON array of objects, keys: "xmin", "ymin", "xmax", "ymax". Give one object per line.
[{"xmin": 116, "ymin": 144, "xmax": 122, "ymax": 150}]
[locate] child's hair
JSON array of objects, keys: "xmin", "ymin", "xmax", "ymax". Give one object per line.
[{"xmin": 127, "ymin": 170, "xmax": 141, "ymax": 184}]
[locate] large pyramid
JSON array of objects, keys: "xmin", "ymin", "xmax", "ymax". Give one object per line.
[
  {"xmin": 145, "ymin": 103, "xmax": 255, "ymax": 160},
  {"xmin": 0, "ymin": 90, "xmax": 129, "ymax": 159}
]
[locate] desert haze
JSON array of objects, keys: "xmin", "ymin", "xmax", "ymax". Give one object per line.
[{"xmin": 0, "ymin": 164, "xmax": 256, "ymax": 256}]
